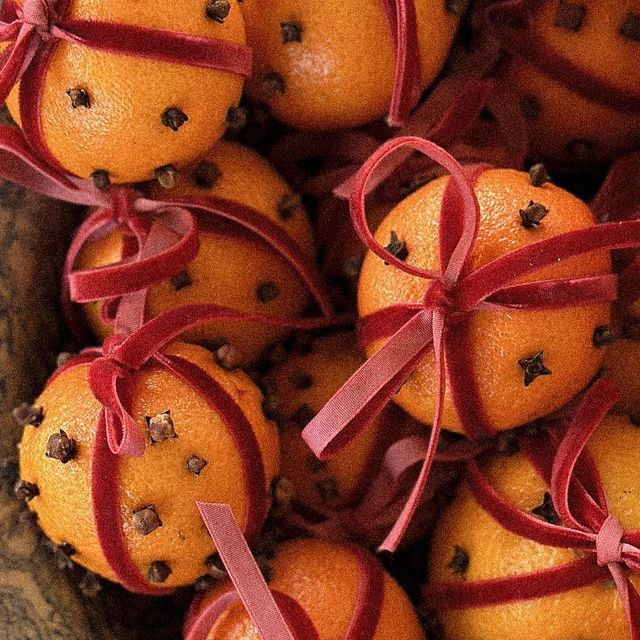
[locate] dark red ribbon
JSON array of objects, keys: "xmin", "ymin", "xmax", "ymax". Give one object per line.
[
  {"xmin": 0, "ymin": 124, "xmax": 333, "ymax": 338},
  {"xmin": 592, "ymin": 151, "xmax": 640, "ymax": 308},
  {"xmin": 302, "ymin": 136, "xmax": 640, "ymax": 552},
  {"xmin": 423, "ymin": 377, "xmax": 640, "ymax": 640},
  {"xmin": 0, "ymin": 0, "xmax": 252, "ymax": 170},
  {"xmin": 51, "ymin": 304, "xmax": 343, "ymax": 595},
  {"xmin": 480, "ymin": 0, "xmax": 640, "ymax": 113},
  {"xmin": 185, "ymin": 503, "xmax": 385, "ymax": 640}
]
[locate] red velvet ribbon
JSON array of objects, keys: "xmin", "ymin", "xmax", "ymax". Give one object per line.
[
  {"xmin": 282, "ymin": 435, "xmax": 477, "ymax": 548},
  {"xmin": 301, "ymin": 136, "xmax": 640, "ymax": 553},
  {"xmin": 0, "ymin": 124, "xmax": 333, "ymax": 338},
  {"xmin": 270, "ymin": 73, "xmax": 527, "ymax": 205},
  {"xmin": 64, "ymin": 190, "xmax": 335, "ymax": 338},
  {"xmin": 422, "ymin": 378, "xmax": 640, "ymax": 640},
  {"xmin": 380, "ymin": 0, "xmax": 422, "ymax": 127},
  {"xmin": 0, "ymin": 0, "xmax": 252, "ymax": 169},
  {"xmin": 479, "ymin": 0, "xmax": 640, "ymax": 113},
  {"xmin": 51, "ymin": 304, "xmax": 343, "ymax": 595},
  {"xmin": 592, "ymin": 151, "xmax": 640, "ymax": 308},
  {"xmin": 186, "ymin": 502, "xmax": 385, "ymax": 640}
]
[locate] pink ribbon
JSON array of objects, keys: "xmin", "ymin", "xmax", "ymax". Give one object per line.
[
  {"xmin": 424, "ymin": 378, "xmax": 640, "ymax": 639},
  {"xmin": 0, "ymin": 0, "xmax": 252, "ymax": 168},
  {"xmin": 301, "ymin": 135, "xmax": 640, "ymax": 552},
  {"xmin": 381, "ymin": 0, "xmax": 422, "ymax": 127},
  {"xmin": 188, "ymin": 502, "xmax": 386, "ymax": 640}
]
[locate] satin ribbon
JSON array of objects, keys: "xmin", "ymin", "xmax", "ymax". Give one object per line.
[
  {"xmin": 0, "ymin": 0, "xmax": 252, "ymax": 168},
  {"xmin": 381, "ymin": 0, "xmax": 422, "ymax": 127},
  {"xmin": 282, "ymin": 435, "xmax": 478, "ymax": 547},
  {"xmin": 479, "ymin": 0, "xmax": 640, "ymax": 113},
  {"xmin": 302, "ymin": 135, "xmax": 640, "ymax": 552},
  {"xmin": 0, "ymin": 124, "xmax": 334, "ymax": 338},
  {"xmin": 187, "ymin": 502, "xmax": 385, "ymax": 640},
  {"xmin": 423, "ymin": 378, "xmax": 640, "ymax": 640}
]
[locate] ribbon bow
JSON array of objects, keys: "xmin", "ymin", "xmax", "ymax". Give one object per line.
[
  {"xmin": 423, "ymin": 378, "xmax": 640, "ymax": 640},
  {"xmin": 302, "ymin": 136, "xmax": 640, "ymax": 552},
  {"xmin": 51, "ymin": 304, "xmax": 344, "ymax": 594},
  {"xmin": 0, "ymin": 0, "xmax": 252, "ymax": 167}
]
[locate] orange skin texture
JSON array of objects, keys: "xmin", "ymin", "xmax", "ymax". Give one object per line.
[
  {"xmin": 267, "ymin": 332, "xmax": 418, "ymax": 512},
  {"xmin": 198, "ymin": 538, "xmax": 425, "ymax": 640},
  {"xmin": 240, "ymin": 0, "xmax": 460, "ymax": 130},
  {"xmin": 77, "ymin": 141, "xmax": 315, "ymax": 366},
  {"xmin": 428, "ymin": 413, "xmax": 640, "ymax": 640},
  {"xmin": 506, "ymin": 0, "xmax": 640, "ymax": 165},
  {"xmin": 358, "ymin": 169, "xmax": 611, "ymax": 434},
  {"xmin": 5, "ymin": 0, "xmax": 246, "ymax": 183},
  {"xmin": 18, "ymin": 342, "xmax": 280, "ymax": 589},
  {"xmin": 602, "ymin": 337, "xmax": 640, "ymax": 416}
]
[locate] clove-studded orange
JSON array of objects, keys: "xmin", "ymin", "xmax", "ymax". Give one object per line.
[
  {"xmin": 5, "ymin": 0, "xmax": 247, "ymax": 184},
  {"xmin": 16, "ymin": 341, "xmax": 280, "ymax": 589},
  {"xmin": 427, "ymin": 413, "xmax": 640, "ymax": 640},
  {"xmin": 497, "ymin": 0, "xmax": 640, "ymax": 166},
  {"xmin": 359, "ymin": 168, "xmax": 612, "ymax": 434},
  {"xmin": 265, "ymin": 332, "xmax": 416, "ymax": 512},
  {"xmin": 239, "ymin": 0, "xmax": 462, "ymax": 130},
  {"xmin": 189, "ymin": 538, "xmax": 426, "ymax": 640},
  {"xmin": 77, "ymin": 141, "xmax": 316, "ymax": 366}
]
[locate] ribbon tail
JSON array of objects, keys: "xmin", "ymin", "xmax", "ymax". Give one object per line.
[
  {"xmin": 384, "ymin": 0, "xmax": 422, "ymax": 128},
  {"xmin": 302, "ymin": 310, "xmax": 434, "ymax": 460},
  {"xmin": 196, "ymin": 503, "xmax": 298, "ymax": 640},
  {"xmin": 379, "ymin": 311, "xmax": 445, "ymax": 552}
]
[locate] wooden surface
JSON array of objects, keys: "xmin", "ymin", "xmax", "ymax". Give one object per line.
[{"xmin": 0, "ymin": 173, "xmax": 190, "ymax": 640}]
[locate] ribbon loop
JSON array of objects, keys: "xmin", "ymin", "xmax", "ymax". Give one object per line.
[{"xmin": 596, "ymin": 515, "xmax": 624, "ymax": 567}]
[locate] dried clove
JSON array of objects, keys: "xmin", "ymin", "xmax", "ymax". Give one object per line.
[
  {"xmin": 162, "ymin": 108, "xmax": 189, "ymax": 132},
  {"xmin": 146, "ymin": 411, "xmax": 177, "ymax": 444},
  {"xmin": 147, "ymin": 561, "xmax": 172, "ymax": 583},
  {"xmin": 518, "ymin": 351, "xmax": 552, "ymax": 387},
  {"xmin": 194, "ymin": 160, "xmax": 222, "ymax": 189},
  {"xmin": 277, "ymin": 193, "xmax": 301, "ymax": 220},
  {"xmin": 91, "ymin": 170, "xmax": 111, "ymax": 191},
  {"xmin": 66, "ymin": 88, "xmax": 91, "ymax": 109},
  {"xmin": 215, "ymin": 343, "xmax": 240, "ymax": 371},
  {"xmin": 12, "ymin": 403, "xmax": 44, "ymax": 427},
  {"xmin": 554, "ymin": 1, "xmax": 587, "ymax": 32},
  {"xmin": 256, "ymin": 281, "xmax": 280, "ymax": 303},
  {"xmin": 280, "ymin": 21, "xmax": 302, "ymax": 43},
  {"xmin": 531, "ymin": 492, "xmax": 559, "ymax": 524},
  {"xmin": 448, "ymin": 546, "xmax": 470, "ymax": 575},
  {"xmin": 384, "ymin": 231, "xmax": 409, "ymax": 262},
  {"xmin": 133, "ymin": 506, "xmax": 162, "ymax": 535},
  {"xmin": 519, "ymin": 201, "xmax": 549, "ymax": 229},
  {"xmin": 46, "ymin": 430, "xmax": 77, "ymax": 463},
  {"xmin": 186, "ymin": 455, "xmax": 208, "ymax": 476},
  {"xmin": 593, "ymin": 325, "xmax": 615, "ymax": 348},
  {"xmin": 206, "ymin": 0, "xmax": 231, "ymax": 23},
  {"xmin": 155, "ymin": 165, "xmax": 178, "ymax": 189},
  {"xmin": 620, "ymin": 13, "xmax": 640, "ymax": 42},
  {"xmin": 262, "ymin": 72, "xmax": 286, "ymax": 98},
  {"xmin": 171, "ymin": 270, "xmax": 192, "ymax": 291}
]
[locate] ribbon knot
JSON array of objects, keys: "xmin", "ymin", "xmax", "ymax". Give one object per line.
[
  {"xmin": 110, "ymin": 187, "xmax": 142, "ymax": 226},
  {"xmin": 19, "ymin": 0, "xmax": 52, "ymax": 36},
  {"xmin": 596, "ymin": 514, "xmax": 624, "ymax": 567}
]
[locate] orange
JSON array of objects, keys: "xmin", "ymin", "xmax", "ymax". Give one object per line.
[
  {"xmin": 77, "ymin": 140, "xmax": 316, "ymax": 366},
  {"xmin": 195, "ymin": 538, "xmax": 425, "ymax": 640},
  {"xmin": 359, "ymin": 168, "xmax": 612, "ymax": 434},
  {"xmin": 427, "ymin": 413, "xmax": 640, "ymax": 640},
  {"xmin": 602, "ymin": 336, "xmax": 640, "ymax": 417},
  {"xmin": 264, "ymin": 332, "xmax": 418, "ymax": 512},
  {"xmin": 17, "ymin": 341, "xmax": 280, "ymax": 589},
  {"xmin": 240, "ymin": 0, "xmax": 461, "ymax": 130},
  {"xmin": 5, "ymin": 0, "xmax": 246, "ymax": 184},
  {"xmin": 502, "ymin": 0, "xmax": 640, "ymax": 166}
]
